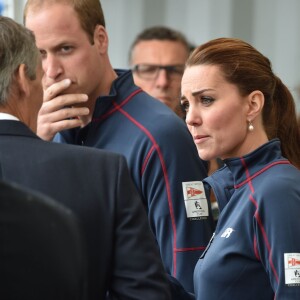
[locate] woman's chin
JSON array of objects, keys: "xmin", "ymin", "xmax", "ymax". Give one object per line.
[{"xmin": 197, "ymin": 150, "xmax": 212, "ymax": 162}]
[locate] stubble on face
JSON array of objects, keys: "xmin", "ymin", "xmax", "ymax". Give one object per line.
[{"xmin": 25, "ymin": 3, "xmax": 104, "ymax": 100}]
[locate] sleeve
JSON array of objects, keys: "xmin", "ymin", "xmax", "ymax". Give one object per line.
[
  {"xmin": 109, "ymin": 155, "xmax": 171, "ymax": 300},
  {"xmin": 254, "ymin": 170, "xmax": 300, "ymax": 298},
  {"xmin": 140, "ymin": 117, "xmax": 215, "ymax": 294}
]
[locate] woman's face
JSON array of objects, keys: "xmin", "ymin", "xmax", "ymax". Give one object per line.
[{"xmin": 181, "ymin": 65, "xmax": 251, "ymax": 161}]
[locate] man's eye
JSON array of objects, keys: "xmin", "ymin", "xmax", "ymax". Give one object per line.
[
  {"xmin": 181, "ymin": 101, "xmax": 189, "ymax": 112},
  {"xmin": 140, "ymin": 66, "xmax": 157, "ymax": 74},
  {"xmin": 171, "ymin": 66, "xmax": 185, "ymax": 75},
  {"xmin": 39, "ymin": 50, "xmax": 47, "ymax": 58},
  {"xmin": 61, "ymin": 46, "xmax": 72, "ymax": 53}
]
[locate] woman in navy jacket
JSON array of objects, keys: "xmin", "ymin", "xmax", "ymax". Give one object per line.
[{"xmin": 180, "ymin": 37, "xmax": 300, "ymax": 299}]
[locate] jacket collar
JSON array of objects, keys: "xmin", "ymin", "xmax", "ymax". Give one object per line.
[
  {"xmin": 0, "ymin": 120, "xmax": 38, "ymax": 139},
  {"xmin": 92, "ymin": 69, "xmax": 141, "ymax": 118},
  {"xmin": 223, "ymin": 139, "xmax": 288, "ymax": 188},
  {"xmin": 203, "ymin": 139, "xmax": 289, "ymax": 212}
]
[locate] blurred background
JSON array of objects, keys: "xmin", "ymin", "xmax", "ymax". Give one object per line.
[{"xmin": 4, "ymin": 0, "xmax": 300, "ymax": 112}]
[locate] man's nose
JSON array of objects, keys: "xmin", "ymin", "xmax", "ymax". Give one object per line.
[
  {"xmin": 43, "ymin": 55, "xmax": 63, "ymax": 80},
  {"xmin": 154, "ymin": 69, "xmax": 169, "ymax": 87}
]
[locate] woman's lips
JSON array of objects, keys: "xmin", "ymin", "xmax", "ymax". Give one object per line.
[{"xmin": 193, "ymin": 135, "xmax": 209, "ymax": 144}]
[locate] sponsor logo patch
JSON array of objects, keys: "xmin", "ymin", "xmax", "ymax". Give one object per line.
[
  {"xmin": 284, "ymin": 253, "xmax": 300, "ymax": 286},
  {"xmin": 182, "ymin": 181, "xmax": 208, "ymax": 219}
]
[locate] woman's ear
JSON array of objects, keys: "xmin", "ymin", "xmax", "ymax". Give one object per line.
[
  {"xmin": 93, "ymin": 25, "xmax": 109, "ymax": 54},
  {"xmin": 246, "ymin": 90, "xmax": 265, "ymax": 120}
]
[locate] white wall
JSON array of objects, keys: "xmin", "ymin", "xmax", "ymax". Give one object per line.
[
  {"xmin": 101, "ymin": 0, "xmax": 300, "ymax": 111},
  {"xmin": 6, "ymin": 0, "xmax": 300, "ymax": 111}
]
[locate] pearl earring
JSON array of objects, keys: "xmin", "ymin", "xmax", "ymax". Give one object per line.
[{"xmin": 248, "ymin": 121, "xmax": 254, "ymax": 132}]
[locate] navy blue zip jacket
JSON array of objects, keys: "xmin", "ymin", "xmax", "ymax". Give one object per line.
[
  {"xmin": 194, "ymin": 139, "xmax": 300, "ymax": 299},
  {"xmin": 55, "ymin": 69, "xmax": 215, "ymax": 296}
]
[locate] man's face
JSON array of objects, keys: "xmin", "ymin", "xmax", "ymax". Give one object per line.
[
  {"xmin": 131, "ymin": 40, "xmax": 189, "ymax": 112},
  {"xmin": 25, "ymin": 3, "xmax": 106, "ymax": 102}
]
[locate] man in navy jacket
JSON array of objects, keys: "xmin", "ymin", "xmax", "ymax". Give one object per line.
[
  {"xmin": 24, "ymin": 1, "xmax": 215, "ymax": 295},
  {"xmin": 0, "ymin": 15, "xmax": 171, "ymax": 300}
]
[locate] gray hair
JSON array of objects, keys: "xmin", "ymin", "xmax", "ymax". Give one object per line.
[{"xmin": 0, "ymin": 16, "xmax": 39, "ymax": 105}]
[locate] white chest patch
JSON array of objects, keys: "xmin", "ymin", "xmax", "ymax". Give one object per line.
[
  {"xmin": 182, "ymin": 181, "xmax": 209, "ymax": 219},
  {"xmin": 284, "ymin": 253, "xmax": 300, "ymax": 286}
]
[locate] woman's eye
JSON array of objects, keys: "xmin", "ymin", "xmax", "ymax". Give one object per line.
[{"xmin": 201, "ymin": 96, "xmax": 214, "ymax": 105}]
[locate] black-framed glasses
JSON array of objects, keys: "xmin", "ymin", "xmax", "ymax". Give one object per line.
[{"xmin": 132, "ymin": 64, "xmax": 185, "ymax": 80}]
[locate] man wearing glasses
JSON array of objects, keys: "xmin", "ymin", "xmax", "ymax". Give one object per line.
[{"xmin": 129, "ymin": 26, "xmax": 192, "ymax": 118}]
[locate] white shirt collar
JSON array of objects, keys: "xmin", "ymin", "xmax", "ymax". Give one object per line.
[{"xmin": 0, "ymin": 112, "xmax": 19, "ymax": 121}]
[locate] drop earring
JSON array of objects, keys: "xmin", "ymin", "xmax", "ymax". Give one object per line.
[{"xmin": 248, "ymin": 121, "xmax": 254, "ymax": 132}]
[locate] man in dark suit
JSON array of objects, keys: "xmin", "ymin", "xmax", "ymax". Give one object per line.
[
  {"xmin": 0, "ymin": 16, "xmax": 171, "ymax": 300},
  {"xmin": 0, "ymin": 180, "xmax": 88, "ymax": 300}
]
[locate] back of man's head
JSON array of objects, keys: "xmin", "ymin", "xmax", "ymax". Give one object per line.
[{"xmin": 0, "ymin": 16, "xmax": 39, "ymax": 105}]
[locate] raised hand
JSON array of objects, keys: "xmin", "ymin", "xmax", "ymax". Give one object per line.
[{"xmin": 37, "ymin": 79, "xmax": 90, "ymax": 141}]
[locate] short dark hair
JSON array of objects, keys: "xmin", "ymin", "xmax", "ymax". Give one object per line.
[{"xmin": 129, "ymin": 26, "xmax": 191, "ymax": 63}]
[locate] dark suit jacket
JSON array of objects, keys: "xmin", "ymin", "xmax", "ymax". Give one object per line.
[
  {"xmin": 0, "ymin": 180, "xmax": 88, "ymax": 300},
  {"xmin": 0, "ymin": 120, "xmax": 171, "ymax": 300}
]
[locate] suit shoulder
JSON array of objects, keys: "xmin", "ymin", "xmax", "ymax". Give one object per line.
[{"xmin": 43, "ymin": 139, "xmax": 127, "ymax": 163}]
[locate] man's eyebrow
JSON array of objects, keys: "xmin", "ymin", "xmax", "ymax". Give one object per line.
[{"xmin": 38, "ymin": 42, "xmax": 73, "ymax": 52}]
